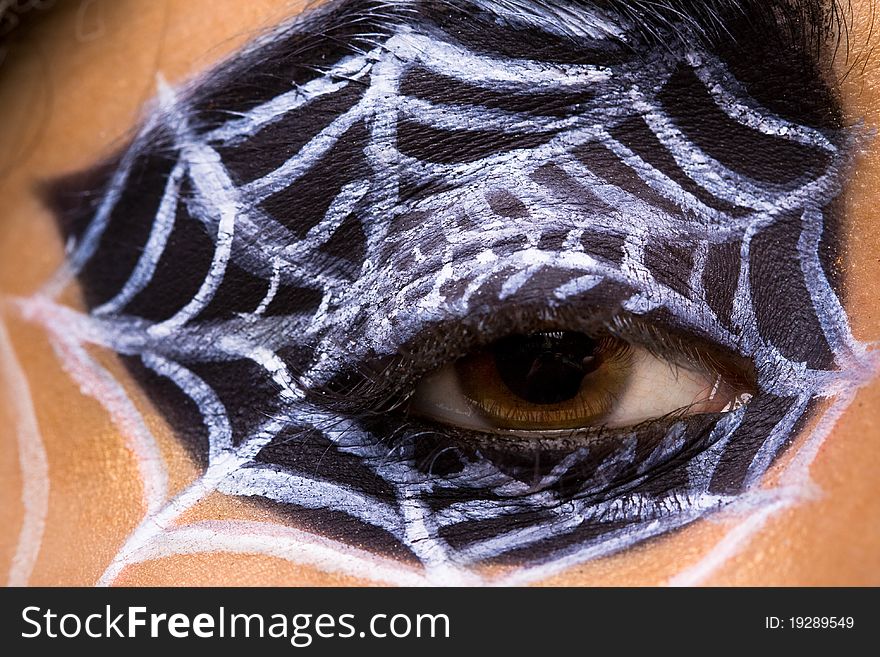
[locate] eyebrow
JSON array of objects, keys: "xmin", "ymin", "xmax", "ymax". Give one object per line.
[
  {"xmin": 33, "ymin": 0, "xmax": 873, "ymax": 582},
  {"xmin": 420, "ymin": 0, "xmax": 838, "ymax": 46},
  {"xmin": 178, "ymin": 0, "xmax": 843, "ymax": 133}
]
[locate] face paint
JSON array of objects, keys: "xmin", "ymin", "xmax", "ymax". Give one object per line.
[{"xmin": 17, "ymin": 0, "xmax": 878, "ymax": 585}]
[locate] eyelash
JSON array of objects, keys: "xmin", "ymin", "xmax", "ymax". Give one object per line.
[
  {"xmin": 310, "ymin": 297, "xmax": 752, "ymax": 406},
  {"xmin": 293, "ymin": 295, "xmax": 756, "ymax": 503}
]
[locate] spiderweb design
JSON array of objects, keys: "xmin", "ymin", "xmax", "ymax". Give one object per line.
[{"xmin": 12, "ymin": 0, "xmax": 878, "ymax": 585}]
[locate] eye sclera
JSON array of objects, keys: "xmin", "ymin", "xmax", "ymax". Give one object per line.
[{"xmin": 406, "ymin": 330, "xmax": 755, "ymax": 436}]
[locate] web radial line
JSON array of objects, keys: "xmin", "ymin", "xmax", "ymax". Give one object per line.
[
  {"xmin": 685, "ymin": 408, "xmax": 748, "ymax": 491},
  {"xmin": 93, "ymin": 160, "xmax": 186, "ymax": 317},
  {"xmin": 454, "ymin": 512, "xmax": 588, "ymax": 565},
  {"xmin": 728, "ymin": 222, "xmax": 784, "ymax": 362},
  {"xmin": 622, "ymin": 231, "xmax": 663, "ymax": 308},
  {"xmin": 399, "ymin": 489, "xmax": 482, "ymax": 584},
  {"xmin": 277, "ymin": 180, "xmax": 372, "ymax": 260},
  {"xmin": 140, "ymin": 352, "xmax": 233, "ymax": 461},
  {"xmin": 218, "ymin": 340, "xmax": 305, "ymax": 401},
  {"xmin": 16, "ymin": 295, "xmax": 321, "ymax": 364},
  {"xmin": 799, "ymin": 207, "xmax": 869, "ymax": 366},
  {"xmin": 147, "ymin": 148, "xmax": 238, "ymax": 338},
  {"xmin": 432, "ymin": 487, "xmax": 562, "ymax": 527},
  {"xmin": 594, "ymin": 437, "xmax": 640, "ymax": 484},
  {"xmin": 637, "ymin": 426, "xmax": 688, "ymax": 479},
  {"xmin": 689, "ymin": 240, "xmax": 709, "ymax": 302},
  {"xmin": 360, "ymin": 50, "xmax": 403, "ymax": 272},
  {"xmin": 217, "ymin": 465, "xmax": 405, "ymax": 535},
  {"xmin": 743, "ymin": 395, "xmax": 811, "ymax": 488},
  {"xmin": 0, "ymin": 315, "xmax": 49, "ymax": 586},
  {"xmin": 498, "ymin": 263, "xmax": 545, "ymax": 299},
  {"xmin": 454, "ymin": 265, "xmax": 508, "ymax": 309},
  {"xmin": 552, "ymin": 273, "xmax": 604, "ymax": 301},
  {"xmin": 296, "ymin": 411, "xmax": 411, "ymax": 472}
]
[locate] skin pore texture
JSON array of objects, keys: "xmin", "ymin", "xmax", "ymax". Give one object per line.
[{"xmin": 1, "ymin": 0, "xmax": 879, "ymax": 586}]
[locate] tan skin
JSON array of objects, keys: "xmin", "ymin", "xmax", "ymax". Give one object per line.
[{"xmin": 0, "ymin": 0, "xmax": 879, "ymax": 586}]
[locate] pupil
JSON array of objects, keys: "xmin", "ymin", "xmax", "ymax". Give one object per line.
[{"xmin": 491, "ymin": 332, "xmax": 602, "ymax": 405}]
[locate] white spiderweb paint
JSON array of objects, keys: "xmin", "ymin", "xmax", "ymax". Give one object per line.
[
  {"xmin": 10, "ymin": 1, "xmax": 879, "ymax": 585},
  {"xmin": 1, "ymin": 316, "xmax": 48, "ymax": 586}
]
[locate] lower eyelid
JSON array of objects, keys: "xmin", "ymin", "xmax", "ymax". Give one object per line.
[{"xmin": 377, "ymin": 410, "xmax": 731, "ymax": 507}]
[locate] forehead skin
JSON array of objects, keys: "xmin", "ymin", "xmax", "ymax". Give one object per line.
[{"xmin": 0, "ymin": 0, "xmax": 878, "ymax": 586}]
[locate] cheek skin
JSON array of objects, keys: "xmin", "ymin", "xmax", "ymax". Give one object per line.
[{"xmin": 1, "ymin": 0, "xmax": 879, "ymax": 587}]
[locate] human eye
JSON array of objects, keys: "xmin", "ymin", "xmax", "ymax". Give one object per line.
[
  {"xmin": 407, "ymin": 325, "xmax": 754, "ymax": 433},
  {"xmin": 21, "ymin": 0, "xmax": 877, "ymax": 586}
]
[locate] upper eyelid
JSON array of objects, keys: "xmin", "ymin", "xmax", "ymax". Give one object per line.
[{"xmin": 334, "ymin": 302, "xmax": 755, "ymax": 406}]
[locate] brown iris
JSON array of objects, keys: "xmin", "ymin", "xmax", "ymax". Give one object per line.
[{"xmin": 455, "ymin": 331, "xmax": 632, "ymax": 430}]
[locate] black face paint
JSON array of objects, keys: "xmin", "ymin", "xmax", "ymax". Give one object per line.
[{"xmin": 33, "ymin": 0, "xmax": 876, "ymax": 584}]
